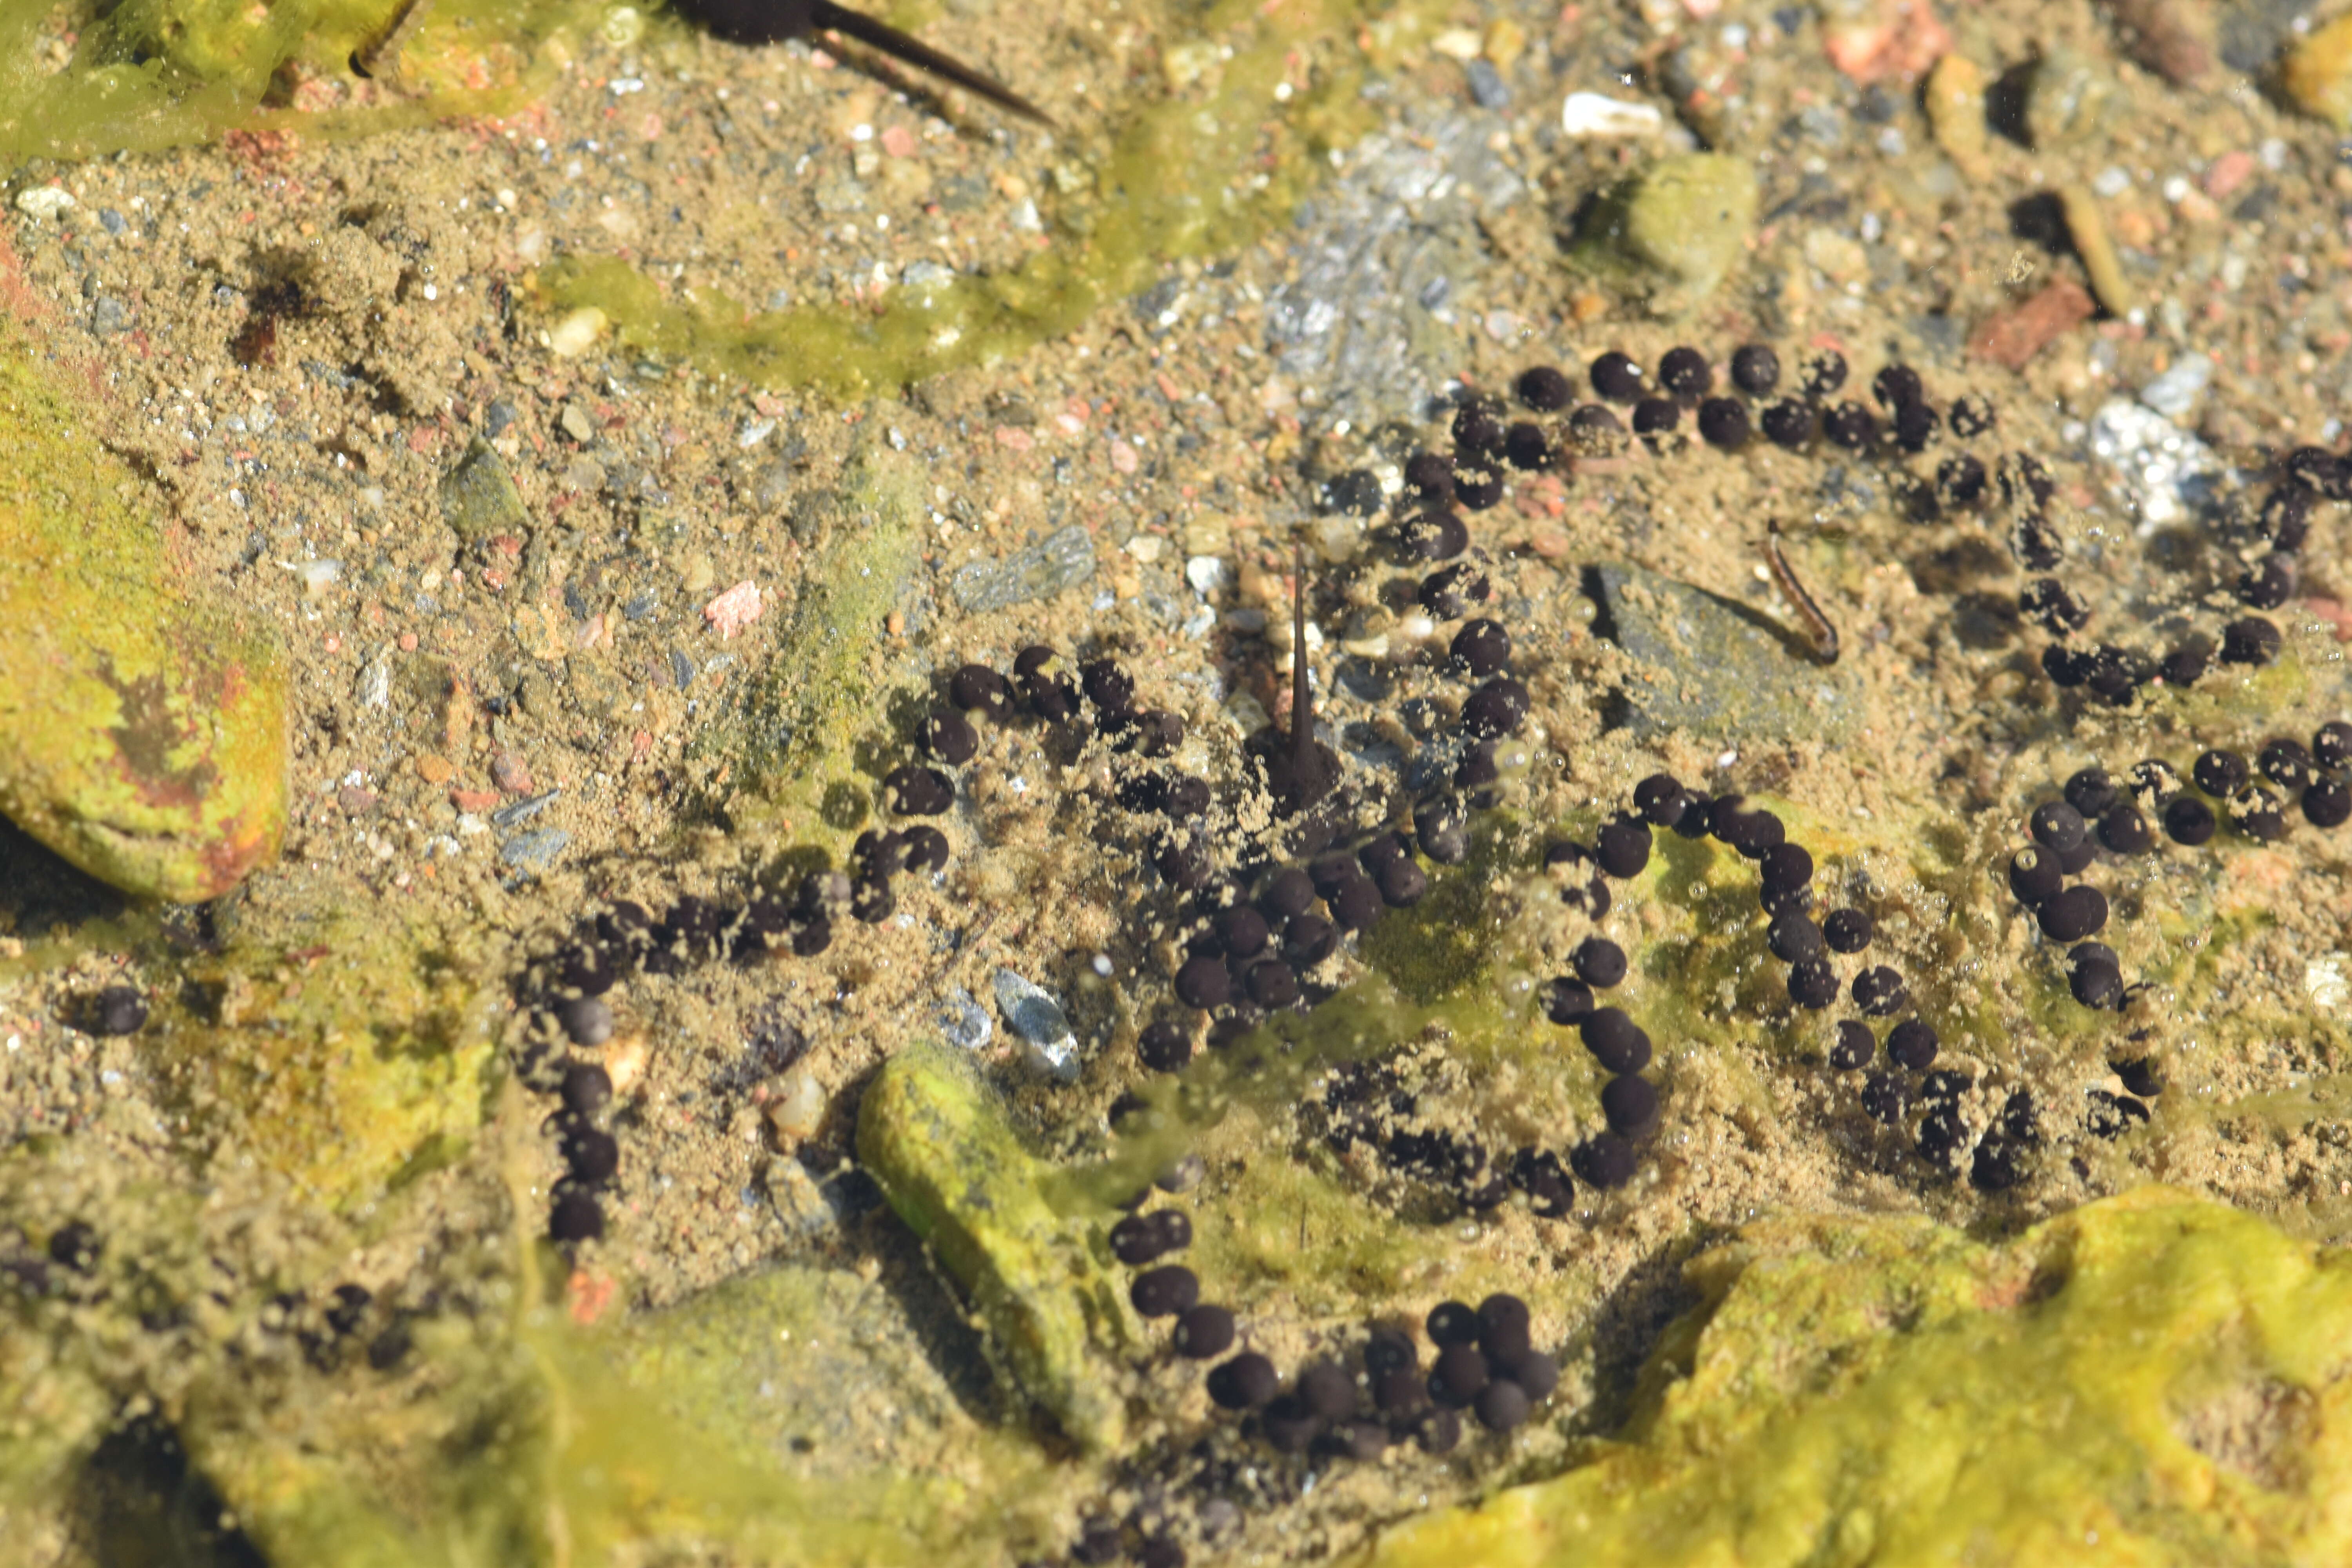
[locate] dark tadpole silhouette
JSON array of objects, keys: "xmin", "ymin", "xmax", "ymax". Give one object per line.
[
  {"xmin": 1252, "ymin": 545, "xmax": 1341, "ymax": 817},
  {"xmin": 672, "ymin": 0, "xmax": 1052, "ymax": 123}
]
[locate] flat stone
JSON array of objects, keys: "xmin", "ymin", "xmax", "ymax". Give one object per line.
[
  {"xmin": 856, "ymin": 1043, "xmax": 1131, "ymax": 1452},
  {"xmin": 1594, "ymin": 561, "xmax": 1860, "ymax": 745},
  {"xmin": 1363, "ymin": 1188, "xmax": 2352, "ymax": 1568},
  {"xmin": 498, "ymin": 827, "xmax": 570, "ymax": 871},
  {"xmin": 950, "ymin": 523, "xmax": 1095, "ymax": 614}
]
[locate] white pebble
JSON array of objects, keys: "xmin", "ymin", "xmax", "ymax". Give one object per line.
[
  {"xmin": 1560, "ymin": 92, "xmax": 1663, "ymax": 138},
  {"xmin": 14, "ymin": 187, "xmax": 74, "ymax": 220}
]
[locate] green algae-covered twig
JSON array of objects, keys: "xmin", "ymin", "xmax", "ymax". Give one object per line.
[
  {"xmin": 858, "ymin": 1040, "xmax": 1135, "ymax": 1454},
  {"xmin": 535, "ymin": 0, "xmax": 1445, "ymax": 400}
]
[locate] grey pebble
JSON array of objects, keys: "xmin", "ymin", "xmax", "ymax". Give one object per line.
[
  {"xmin": 438, "ymin": 436, "xmax": 531, "ymax": 543},
  {"xmin": 990, "ymin": 968, "xmax": 1078, "ymax": 1082},
  {"xmin": 938, "ymin": 987, "xmax": 993, "ymax": 1052},
  {"xmin": 499, "ymin": 828, "xmax": 570, "ymax": 872},
  {"xmin": 1465, "ymin": 58, "xmax": 1510, "ymax": 109}
]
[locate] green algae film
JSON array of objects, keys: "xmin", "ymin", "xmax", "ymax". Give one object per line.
[
  {"xmin": 1360, "ymin": 1187, "xmax": 2352, "ymax": 1568},
  {"xmin": 535, "ymin": 0, "xmax": 1436, "ymax": 399},
  {"xmin": 0, "ymin": 0, "xmax": 608, "ymax": 162},
  {"xmin": 0, "ymin": 321, "xmax": 288, "ymax": 901}
]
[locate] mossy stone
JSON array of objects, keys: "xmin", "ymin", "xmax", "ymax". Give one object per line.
[
  {"xmin": 437, "ymin": 436, "xmax": 530, "ymax": 544},
  {"xmin": 1362, "ymin": 1187, "xmax": 2352, "ymax": 1568},
  {"xmin": 0, "ymin": 327, "xmax": 287, "ymax": 900},
  {"xmin": 1571, "ymin": 152, "xmax": 1758, "ymax": 314}
]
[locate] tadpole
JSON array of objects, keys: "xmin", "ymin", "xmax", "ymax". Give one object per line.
[{"xmin": 672, "ymin": 0, "xmax": 1051, "ymax": 123}]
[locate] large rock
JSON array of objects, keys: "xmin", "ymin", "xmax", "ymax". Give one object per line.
[
  {"xmin": 1361, "ymin": 1187, "xmax": 2352, "ymax": 1568},
  {"xmin": 0, "ymin": 328, "xmax": 285, "ymax": 900}
]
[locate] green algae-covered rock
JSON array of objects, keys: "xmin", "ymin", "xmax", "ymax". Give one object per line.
[
  {"xmin": 1595, "ymin": 561, "xmax": 1861, "ymax": 744},
  {"xmin": 858, "ymin": 1042, "xmax": 1134, "ymax": 1453},
  {"xmin": 159, "ymin": 913, "xmax": 501, "ymax": 1210},
  {"xmin": 1572, "ymin": 152, "xmax": 1759, "ymax": 314},
  {"xmin": 1361, "ymin": 1187, "xmax": 2352, "ymax": 1568},
  {"xmin": 693, "ymin": 443, "xmax": 923, "ymax": 844},
  {"xmin": 0, "ymin": 327, "xmax": 287, "ymax": 901}
]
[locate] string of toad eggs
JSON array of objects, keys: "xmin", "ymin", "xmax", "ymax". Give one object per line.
[{"xmin": 512, "ymin": 341, "xmax": 2352, "ymax": 1556}]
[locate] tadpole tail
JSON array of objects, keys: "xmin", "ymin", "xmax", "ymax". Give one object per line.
[
  {"xmin": 1290, "ymin": 543, "xmax": 1314, "ymax": 770},
  {"xmin": 808, "ymin": 0, "xmax": 1055, "ymax": 125}
]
